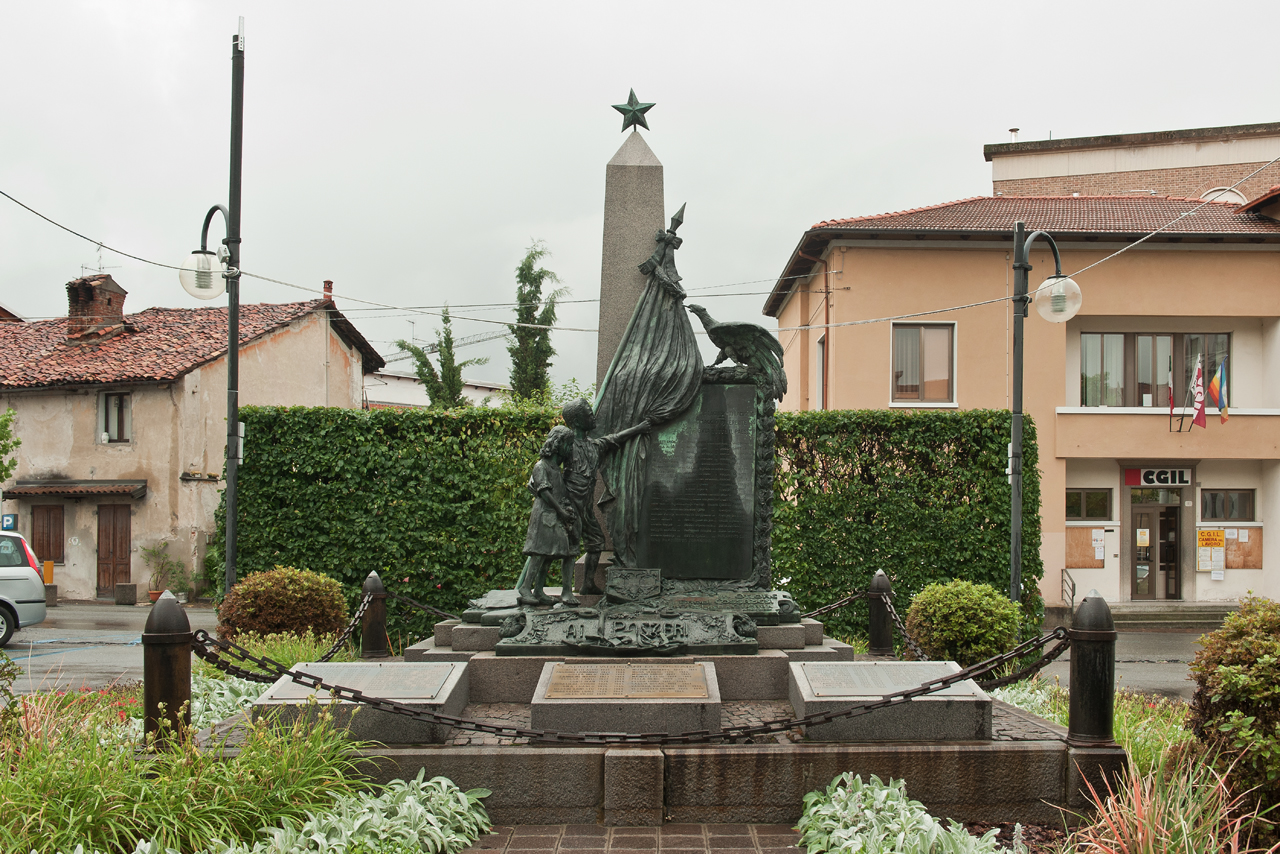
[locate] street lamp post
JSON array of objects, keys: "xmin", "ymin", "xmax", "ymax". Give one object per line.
[
  {"xmin": 1009, "ymin": 220, "xmax": 1082, "ymax": 605},
  {"xmin": 179, "ymin": 26, "xmax": 245, "ymax": 595}
]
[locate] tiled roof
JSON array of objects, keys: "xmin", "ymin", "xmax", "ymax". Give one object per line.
[
  {"xmin": 1239, "ymin": 185, "xmax": 1280, "ymax": 214},
  {"xmin": 8, "ymin": 480, "xmax": 147, "ymax": 499},
  {"xmin": 0, "ymin": 300, "xmax": 384, "ymax": 390},
  {"xmin": 810, "ymin": 195, "xmax": 1280, "ymax": 234}
]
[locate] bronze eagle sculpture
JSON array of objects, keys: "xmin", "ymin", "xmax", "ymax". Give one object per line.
[{"xmin": 686, "ymin": 304, "xmax": 787, "ymax": 401}]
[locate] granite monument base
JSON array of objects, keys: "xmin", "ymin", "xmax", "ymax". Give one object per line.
[
  {"xmin": 251, "ymin": 661, "xmax": 467, "ymax": 744},
  {"xmin": 789, "ymin": 661, "xmax": 991, "ymax": 742},
  {"xmin": 530, "ymin": 661, "xmax": 721, "ymax": 736}
]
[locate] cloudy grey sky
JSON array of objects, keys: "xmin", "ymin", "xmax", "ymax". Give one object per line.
[{"xmin": 3, "ymin": 1, "xmax": 1277, "ymax": 388}]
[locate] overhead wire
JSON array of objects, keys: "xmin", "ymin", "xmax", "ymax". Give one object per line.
[{"xmin": 4, "ymin": 150, "xmax": 1280, "ymax": 338}]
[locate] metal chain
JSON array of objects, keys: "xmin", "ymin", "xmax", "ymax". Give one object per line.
[
  {"xmin": 315, "ymin": 592, "xmax": 373, "ymax": 663},
  {"xmin": 191, "ymin": 626, "xmax": 1069, "ymax": 745},
  {"xmin": 880, "ymin": 592, "xmax": 929, "ymax": 661},
  {"xmin": 801, "ymin": 590, "xmax": 870, "ymax": 620},
  {"xmin": 386, "ymin": 591, "xmax": 460, "ymax": 621}
]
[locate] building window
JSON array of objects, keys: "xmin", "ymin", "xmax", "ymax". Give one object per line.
[
  {"xmin": 1080, "ymin": 333, "xmax": 1124, "ymax": 406},
  {"xmin": 100, "ymin": 392, "xmax": 132, "ymax": 443},
  {"xmin": 1080, "ymin": 332, "xmax": 1229, "ymax": 407},
  {"xmin": 1202, "ymin": 489, "xmax": 1254, "ymax": 522},
  {"xmin": 892, "ymin": 324, "xmax": 953, "ymax": 403},
  {"xmin": 1067, "ymin": 489, "xmax": 1111, "ymax": 520},
  {"xmin": 32, "ymin": 505, "xmax": 65, "ymax": 564}
]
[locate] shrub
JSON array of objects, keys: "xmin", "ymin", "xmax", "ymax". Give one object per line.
[
  {"xmin": 903, "ymin": 579, "xmax": 1019, "ymax": 667},
  {"xmin": 1188, "ymin": 595, "xmax": 1280, "ymax": 823},
  {"xmin": 1064, "ymin": 751, "xmax": 1272, "ymax": 854},
  {"xmin": 797, "ymin": 773, "xmax": 1010, "ymax": 853},
  {"xmin": 218, "ymin": 566, "xmax": 349, "ymax": 641}
]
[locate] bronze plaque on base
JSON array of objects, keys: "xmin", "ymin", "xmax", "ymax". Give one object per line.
[{"xmin": 543, "ymin": 662, "xmax": 709, "ymax": 699}]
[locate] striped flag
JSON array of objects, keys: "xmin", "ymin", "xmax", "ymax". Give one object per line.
[{"xmin": 1207, "ymin": 357, "xmax": 1229, "ymax": 423}]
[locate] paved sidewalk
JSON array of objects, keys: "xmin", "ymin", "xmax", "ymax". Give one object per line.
[
  {"xmin": 1040, "ymin": 630, "xmax": 1203, "ymax": 700},
  {"xmin": 466, "ymin": 824, "xmax": 801, "ymax": 854}
]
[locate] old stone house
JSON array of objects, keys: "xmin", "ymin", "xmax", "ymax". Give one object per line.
[{"xmin": 0, "ymin": 274, "xmax": 384, "ymax": 599}]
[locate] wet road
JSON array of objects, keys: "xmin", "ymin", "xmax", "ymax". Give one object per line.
[
  {"xmin": 3, "ymin": 600, "xmax": 218, "ymax": 694},
  {"xmin": 1040, "ymin": 630, "xmax": 1204, "ymax": 701}
]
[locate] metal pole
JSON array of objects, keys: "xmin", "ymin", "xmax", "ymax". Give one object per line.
[
  {"xmin": 361, "ymin": 571, "xmax": 390, "ymax": 659},
  {"xmin": 143, "ymin": 591, "xmax": 193, "ymax": 747},
  {"xmin": 224, "ymin": 29, "xmax": 245, "ymax": 595},
  {"xmin": 1009, "ymin": 221, "xmax": 1029, "ymax": 604},
  {"xmin": 1068, "ymin": 592, "xmax": 1117, "ymax": 745},
  {"xmin": 867, "ymin": 570, "xmax": 894, "ymax": 655}
]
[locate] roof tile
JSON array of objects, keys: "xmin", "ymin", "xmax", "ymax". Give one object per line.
[
  {"xmin": 810, "ymin": 195, "xmax": 1280, "ymax": 234},
  {"xmin": 0, "ymin": 300, "xmax": 338, "ymax": 389}
]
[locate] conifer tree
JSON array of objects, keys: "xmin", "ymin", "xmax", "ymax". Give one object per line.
[
  {"xmin": 507, "ymin": 241, "xmax": 564, "ymax": 399},
  {"xmin": 394, "ymin": 307, "xmax": 486, "ymax": 409}
]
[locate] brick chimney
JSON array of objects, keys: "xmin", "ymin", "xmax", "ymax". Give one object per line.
[{"xmin": 66, "ymin": 274, "xmax": 127, "ymax": 339}]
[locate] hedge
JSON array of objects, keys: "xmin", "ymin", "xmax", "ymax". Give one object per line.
[{"xmin": 210, "ymin": 406, "xmax": 1041, "ymax": 644}]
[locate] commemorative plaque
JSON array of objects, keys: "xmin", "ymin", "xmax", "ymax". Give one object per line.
[
  {"xmin": 543, "ymin": 662, "xmax": 709, "ymax": 699},
  {"xmin": 267, "ymin": 662, "xmax": 454, "ymax": 701}
]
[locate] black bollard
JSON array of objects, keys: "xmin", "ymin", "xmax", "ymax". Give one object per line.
[
  {"xmin": 142, "ymin": 590, "xmax": 192, "ymax": 747},
  {"xmin": 1068, "ymin": 589, "xmax": 1117, "ymax": 745},
  {"xmin": 868, "ymin": 570, "xmax": 894, "ymax": 656},
  {"xmin": 361, "ymin": 570, "xmax": 390, "ymax": 659}
]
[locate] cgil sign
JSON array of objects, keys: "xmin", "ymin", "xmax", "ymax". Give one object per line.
[{"xmin": 1125, "ymin": 468, "xmax": 1192, "ymax": 487}]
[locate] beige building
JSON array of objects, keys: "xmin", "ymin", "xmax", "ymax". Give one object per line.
[
  {"xmin": 0, "ymin": 275, "xmax": 383, "ymax": 599},
  {"xmin": 765, "ymin": 190, "xmax": 1280, "ymax": 609}
]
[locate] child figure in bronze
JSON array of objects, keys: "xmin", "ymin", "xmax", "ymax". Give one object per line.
[{"xmin": 516, "ymin": 425, "xmax": 577, "ymax": 606}]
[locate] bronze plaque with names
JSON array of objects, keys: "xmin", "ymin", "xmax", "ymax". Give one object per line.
[{"xmin": 543, "ymin": 663, "xmax": 709, "ymax": 699}]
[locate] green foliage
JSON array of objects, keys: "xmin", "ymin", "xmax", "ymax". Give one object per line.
[
  {"xmin": 773, "ymin": 409, "xmax": 1043, "ymax": 641},
  {"xmin": 141, "ymin": 541, "xmax": 191, "ymax": 593},
  {"xmin": 994, "ymin": 678, "xmax": 1194, "ymax": 778},
  {"xmin": 0, "ymin": 407, "xmax": 19, "ymax": 484},
  {"xmin": 0, "ymin": 650, "xmax": 20, "ymax": 734},
  {"xmin": 394, "ymin": 307, "xmax": 488, "ymax": 410},
  {"xmin": 209, "ymin": 405, "xmax": 559, "ymax": 641},
  {"xmin": 217, "ymin": 566, "xmax": 349, "ymax": 641},
  {"xmin": 797, "ymin": 773, "xmax": 1013, "ymax": 853},
  {"xmin": 507, "ymin": 241, "xmax": 564, "ymax": 399},
  {"xmin": 197, "ymin": 630, "xmax": 358, "ymax": 682},
  {"xmin": 220, "ymin": 770, "xmax": 490, "ymax": 854},
  {"xmin": 0, "ymin": 696, "xmax": 361, "ymax": 854},
  {"xmin": 1189, "ymin": 595, "xmax": 1280, "ymax": 819},
  {"xmin": 497, "ymin": 377, "xmax": 596, "ymax": 412},
  {"xmin": 1062, "ymin": 750, "xmax": 1274, "ymax": 854},
  {"xmin": 213, "ymin": 406, "xmax": 1040, "ymax": 646},
  {"xmin": 904, "ymin": 580, "xmax": 1020, "ymax": 667}
]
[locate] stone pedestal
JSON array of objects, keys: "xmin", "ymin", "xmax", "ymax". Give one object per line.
[
  {"xmin": 789, "ymin": 661, "xmax": 991, "ymax": 742},
  {"xmin": 531, "ymin": 661, "xmax": 721, "ymax": 736},
  {"xmin": 252, "ymin": 661, "xmax": 468, "ymax": 744},
  {"xmin": 114, "ymin": 583, "xmax": 137, "ymax": 606}
]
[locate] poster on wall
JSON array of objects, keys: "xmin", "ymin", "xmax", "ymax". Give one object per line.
[{"xmin": 1197, "ymin": 529, "xmax": 1225, "ymax": 571}]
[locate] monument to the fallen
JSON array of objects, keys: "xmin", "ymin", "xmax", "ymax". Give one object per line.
[{"xmin": 462, "ymin": 184, "xmax": 798, "ymax": 654}]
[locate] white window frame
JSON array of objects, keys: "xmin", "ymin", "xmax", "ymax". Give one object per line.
[{"xmin": 889, "ymin": 321, "xmax": 958, "ymax": 408}]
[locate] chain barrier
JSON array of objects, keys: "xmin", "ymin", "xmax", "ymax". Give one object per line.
[
  {"xmin": 801, "ymin": 590, "xmax": 870, "ymax": 620},
  {"xmin": 191, "ymin": 625, "xmax": 1070, "ymax": 745},
  {"xmin": 315, "ymin": 592, "xmax": 373, "ymax": 663},
  {"xmin": 880, "ymin": 592, "xmax": 929, "ymax": 662}
]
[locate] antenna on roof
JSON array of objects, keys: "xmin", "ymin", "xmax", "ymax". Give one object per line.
[{"xmin": 80, "ymin": 242, "xmax": 121, "ymax": 277}]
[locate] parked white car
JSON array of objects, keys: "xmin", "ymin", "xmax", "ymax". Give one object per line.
[{"xmin": 0, "ymin": 530, "xmax": 47, "ymax": 646}]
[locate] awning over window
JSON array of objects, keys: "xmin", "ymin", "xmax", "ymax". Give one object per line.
[{"xmin": 5, "ymin": 480, "xmax": 147, "ymax": 500}]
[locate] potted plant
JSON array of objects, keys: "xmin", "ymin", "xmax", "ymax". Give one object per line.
[{"xmin": 141, "ymin": 541, "xmax": 190, "ymax": 603}]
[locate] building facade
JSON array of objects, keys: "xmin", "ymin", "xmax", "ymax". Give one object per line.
[
  {"xmin": 0, "ymin": 275, "xmax": 383, "ymax": 599},
  {"xmin": 765, "ymin": 195, "xmax": 1280, "ymax": 608}
]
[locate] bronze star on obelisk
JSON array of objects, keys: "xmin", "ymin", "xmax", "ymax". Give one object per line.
[{"xmin": 612, "ymin": 89, "xmax": 655, "ymax": 133}]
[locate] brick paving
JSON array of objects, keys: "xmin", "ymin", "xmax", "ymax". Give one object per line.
[{"xmin": 465, "ymin": 824, "xmax": 802, "ymax": 854}]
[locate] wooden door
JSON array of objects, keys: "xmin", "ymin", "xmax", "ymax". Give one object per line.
[{"xmin": 96, "ymin": 505, "xmax": 131, "ymax": 596}]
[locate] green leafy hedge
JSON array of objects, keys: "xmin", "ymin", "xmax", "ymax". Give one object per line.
[
  {"xmin": 772, "ymin": 409, "xmax": 1042, "ymax": 641},
  {"xmin": 210, "ymin": 406, "xmax": 1040, "ymax": 644},
  {"xmin": 208, "ymin": 405, "xmax": 558, "ymax": 641}
]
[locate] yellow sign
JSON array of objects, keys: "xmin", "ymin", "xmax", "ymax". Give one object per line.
[
  {"xmin": 1198, "ymin": 529, "xmax": 1225, "ymax": 549},
  {"xmin": 1136, "ymin": 529, "xmax": 1150, "ymax": 547}
]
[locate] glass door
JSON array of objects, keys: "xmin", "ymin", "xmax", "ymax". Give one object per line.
[
  {"xmin": 1132, "ymin": 508, "xmax": 1156, "ymax": 599},
  {"xmin": 1160, "ymin": 505, "xmax": 1181, "ymax": 599}
]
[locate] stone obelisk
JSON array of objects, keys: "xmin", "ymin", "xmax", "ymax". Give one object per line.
[{"xmin": 596, "ymin": 97, "xmax": 665, "ymax": 386}]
